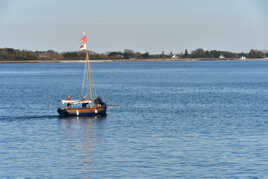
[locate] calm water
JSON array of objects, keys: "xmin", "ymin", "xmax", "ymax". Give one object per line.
[{"xmin": 1, "ymin": 60, "xmax": 268, "ymax": 178}]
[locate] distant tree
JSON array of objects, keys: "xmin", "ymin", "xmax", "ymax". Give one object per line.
[
  {"xmin": 2, "ymin": 47, "xmax": 268, "ymax": 61},
  {"xmin": 248, "ymin": 49, "xmax": 264, "ymax": 58},
  {"xmin": 6, "ymin": 48, "xmax": 15, "ymax": 53},
  {"xmin": 238, "ymin": 52, "xmax": 247, "ymax": 58},
  {"xmin": 209, "ymin": 50, "xmax": 221, "ymax": 58},
  {"xmin": 191, "ymin": 48, "xmax": 205, "ymax": 58},
  {"xmin": 141, "ymin": 52, "xmax": 150, "ymax": 59},
  {"xmin": 108, "ymin": 51, "xmax": 123, "ymax": 59},
  {"xmin": 183, "ymin": 49, "xmax": 189, "ymax": 57},
  {"xmin": 123, "ymin": 49, "xmax": 135, "ymax": 59},
  {"xmin": 62, "ymin": 51, "xmax": 85, "ymax": 60},
  {"xmin": 47, "ymin": 50, "xmax": 56, "ymax": 53},
  {"xmin": 135, "ymin": 52, "xmax": 142, "ymax": 58},
  {"xmin": 221, "ymin": 51, "xmax": 237, "ymax": 58},
  {"xmin": 204, "ymin": 50, "xmax": 210, "ymax": 58},
  {"xmin": 160, "ymin": 51, "xmax": 169, "ymax": 58}
]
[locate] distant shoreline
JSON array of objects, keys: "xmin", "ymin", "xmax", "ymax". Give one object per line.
[{"xmin": 0, "ymin": 58, "xmax": 267, "ymax": 63}]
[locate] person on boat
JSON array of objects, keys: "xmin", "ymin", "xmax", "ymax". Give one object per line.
[
  {"xmin": 94, "ymin": 96, "xmax": 104, "ymax": 107},
  {"xmin": 82, "ymin": 96, "xmax": 88, "ymax": 108},
  {"xmin": 67, "ymin": 96, "xmax": 72, "ymax": 109}
]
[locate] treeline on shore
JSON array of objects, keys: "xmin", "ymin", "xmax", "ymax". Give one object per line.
[{"xmin": 0, "ymin": 48, "xmax": 267, "ymax": 61}]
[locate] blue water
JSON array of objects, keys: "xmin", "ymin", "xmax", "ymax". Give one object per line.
[{"xmin": 1, "ymin": 60, "xmax": 268, "ymax": 178}]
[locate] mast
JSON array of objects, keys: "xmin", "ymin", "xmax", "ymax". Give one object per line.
[{"xmin": 84, "ymin": 33, "xmax": 94, "ymax": 107}]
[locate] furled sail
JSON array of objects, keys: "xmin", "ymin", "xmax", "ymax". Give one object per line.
[{"xmin": 60, "ymin": 99, "xmax": 92, "ymax": 105}]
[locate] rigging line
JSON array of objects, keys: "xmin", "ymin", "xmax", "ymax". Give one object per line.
[
  {"xmin": 94, "ymin": 78, "xmax": 97, "ymax": 98},
  {"xmin": 81, "ymin": 60, "xmax": 87, "ymax": 97},
  {"xmin": 83, "ymin": 61, "xmax": 89, "ymax": 98},
  {"xmin": 91, "ymin": 65, "xmax": 98, "ymax": 98},
  {"xmin": 86, "ymin": 48, "xmax": 94, "ymax": 105},
  {"xmin": 86, "ymin": 61, "xmax": 90, "ymax": 98}
]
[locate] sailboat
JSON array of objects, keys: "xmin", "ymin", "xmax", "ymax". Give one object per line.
[{"xmin": 57, "ymin": 33, "xmax": 107, "ymax": 117}]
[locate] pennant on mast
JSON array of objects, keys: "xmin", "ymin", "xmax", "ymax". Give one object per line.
[
  {"xmin": 80, "ymin": 32, "xmax": 87, "ymax": 50},
  {"xmin": 80, "ymin": 43, "xmax": 87, "ymax": 51},
  {"xmin": 80, "ymin": 32, "xmax": 93, "ymax": 106},
  {"xmin": 80, "ymin": 36, "xmax": 87, "ymax": 44}
]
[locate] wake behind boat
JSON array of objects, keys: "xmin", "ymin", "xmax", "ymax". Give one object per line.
[{"xmin": 57, "ymin": 33, "xmax": 107, "ymax": 117}]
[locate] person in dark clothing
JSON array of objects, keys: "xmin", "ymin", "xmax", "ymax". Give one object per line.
[
  {"xmin": 94, "ymin": 96, "xmax": 103, "ymax": 107},
  {"xmin": 82, "ymin": 96, "xmax": 88, "ymax": 108},
  {"xmin": 67, "ymin": 96, "xmax": 72, "ymax": 108}
]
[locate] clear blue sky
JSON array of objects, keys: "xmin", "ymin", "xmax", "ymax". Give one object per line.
[{"xmin": 1, "ymin": 0, "xmax": 267, "ymax": 53}]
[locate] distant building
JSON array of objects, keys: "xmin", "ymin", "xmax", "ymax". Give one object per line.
[
  {"xmin": 241, "ymin": 56, "xmax": 246, "ymax": 60},
  {"xmin": 219, "ymin": 54, "xmax": 225, "ymax": 59},
  {"xmin": 38, "ymin": 53, "xmax": 49, "ymax": 59},
  {"xmin": 171, "ymin": 54, "xmax": 177, "ymax": 59}
]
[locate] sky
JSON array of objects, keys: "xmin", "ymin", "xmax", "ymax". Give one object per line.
[{"xmin": 1, "ymin": 0, "xmax": 268, "ymax": 53}]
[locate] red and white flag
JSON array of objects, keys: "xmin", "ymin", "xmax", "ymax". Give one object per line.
[
  {"xmin": 80, "ymin": 32, "xmax": 87, "ymax": 50},
  {"xmin": 80, "ymin": 35, "xmax": 87, "ymax": 44},
  {"xmin": 80, "ymin": 43, "xmax": 87, "ymax": 51}
]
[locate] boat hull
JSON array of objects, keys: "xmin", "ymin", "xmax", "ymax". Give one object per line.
[{"xmin": 57, "ymin": 104, "xmax": 106, "ymax": 117}]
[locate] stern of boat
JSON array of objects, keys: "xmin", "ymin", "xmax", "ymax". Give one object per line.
[{"xmin": 57, "ymin": 107, "xmax": 68, "ymax": 116}]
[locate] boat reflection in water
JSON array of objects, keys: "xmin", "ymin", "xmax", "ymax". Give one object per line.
[
  {"xmin": 58, "ymin": 113, "xmax": 107, "ymax": 121},
  {"xmin": 58, "ymin": 113, "xmax": 107, "ymax": 175}
]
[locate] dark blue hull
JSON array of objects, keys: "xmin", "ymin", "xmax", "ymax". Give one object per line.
[{"xmin": 57, "ymin": 104, "xmax": 107, "ymax": 118}]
